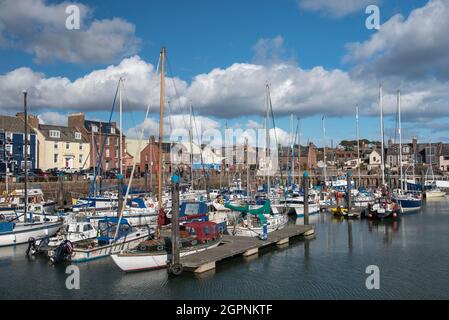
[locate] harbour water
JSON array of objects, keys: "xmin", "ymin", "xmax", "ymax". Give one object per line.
[{"xmin": 1, "ymin": 198, "xmax": 449, "ymax": 300}]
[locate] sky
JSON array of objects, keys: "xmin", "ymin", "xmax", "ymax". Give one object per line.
[{"xmin": 0, "ymin": 0, "xmax": 448, "ymax": 147}]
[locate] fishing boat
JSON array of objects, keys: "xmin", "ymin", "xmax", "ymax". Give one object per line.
[
  {"xmin": 0, "ymin": 217, "xmax": 62, "ymax": 247},
  {"xmin": 271, "ymin": 192, "xmax": 320, "ymax": 217},
  {"xmin": 364, "ymin": 197, "xmax": 400, "ymax": 220},
  {"xmin": 424, "ymin": 185, "xmax": 446, "ymax": 199},
  {"xmin": 48, "ymin": 217, "xmax": 151, "ymax": 263},
  {"xmin": 111, "ymin": 221, "xmax": 221, "ymax": 272},
  {"xmin": 0, "ymin": 188, "xmax": 56, "ymax": 219}
]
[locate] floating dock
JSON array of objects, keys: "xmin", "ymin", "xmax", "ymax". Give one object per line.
[{"xmin": 181, "ymin": 224, "xmax": 315, "ymax": 273}]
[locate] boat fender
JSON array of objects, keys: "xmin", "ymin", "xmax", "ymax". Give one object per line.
[
  {"xmin": 168, "ymin": 263, "xmax": 183, "ymax": 276},
  {"xmin": 26, "ymin": 237, "xmax": 36, "ymax": 256}
]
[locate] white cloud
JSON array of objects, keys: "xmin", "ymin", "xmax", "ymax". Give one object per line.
[
  {"xmin": 0, "ymin": 56, "xmax": 188, "ymax": 113},
  {"xmin": 344, "ymin": 0, "xmax": 449, "ymax": 80},
  {"xmin": 0, "ymin": 0, "xmax": 140, "ymax": 64},
  {"xmin": 38, "ymin": 112, "xmax": 67, "ymax": 126},
  {"xmin": 297, "ymin": 0, "xmax": 380, "ymax": 18},
  {"xmin": 252, "ymin": 35, "xmax": 294, "ymax": 65}
]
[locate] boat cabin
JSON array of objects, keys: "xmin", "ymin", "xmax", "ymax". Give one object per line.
[
  {"xmin": 184, "ymin": 221, "xmax": 220, "ymax": 242},
  {"xmin": 179, "ymin": 201, "xmax": 209, "ymax": 222},
  {"xmin": 96, "ymin": 217, "xmax": 132, "ymax": 245}
]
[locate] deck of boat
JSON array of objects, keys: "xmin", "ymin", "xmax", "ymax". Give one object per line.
[{"xmin": 180, "ymin": 224, "xmax": 315, "ymax": 273}]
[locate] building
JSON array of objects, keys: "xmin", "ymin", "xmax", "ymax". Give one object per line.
[
  {"xmin": 439, "ymin": 145, "xmax": 449, "ymax": 172},
  {"xmin": 0, "ymin": 114, "xmax": 37, "ymax": 175},
  {"xmin": 139, "ymin": 136, "xmax": 161, "ymax": 174},
  {"xmin": 68, "ymin": 113, "xmax": 125, "ymax": 172},
  {"xmin": 367, "ymin": 149, "xmax": 382, "ymax": 170},
  {"xmin": 33, "ymin": 124, "xmax": 90, "ymax": 172}
]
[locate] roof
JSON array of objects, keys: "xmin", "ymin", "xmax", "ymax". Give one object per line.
[
  {"xmin": 38, "ymin": 124, "xmax": 89, "ymax": 143},
  {"xmin": 0, "ymin": 115, "xmax": 35, "ymax": 134}
]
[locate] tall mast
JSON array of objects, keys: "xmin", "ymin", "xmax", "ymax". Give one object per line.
[
  {"xmin": 397, "ymin": 90, "xmax": 403, "ymax": 191},
  {"xmin": 265, "ymin": 83, "xmax": 271, "ymax": 194},
  {"xmin": 298, "ymin": 116, "xmax": 301, "ymax": 188},
  {"xmin": 379, "ymin": 84, "xmax": 385, "ymax": 185},
  {"xmin": 322, "ymin": 115, "xmax": 327, "ymax": 188},
  {"xmin": 189, "ymin": 102, "xmax": 194, "ymax": 191},
  {"xmin": 23, "ymin": 90, "xmax": 28, "ymax": 222},
  {"xmin": 157, "ymin": 47, "xmax": 166, "ymax": 210},
  {"xmin": 119, "ymin": 77, "xmax": 123, "ymax": 176},
  {"xmin": 290, "ymin": 113, "xmax": 294, "ymax": 187},
  {"xmin": 356, "ymin": 104, "xmax": 361, "ymax": 188}
]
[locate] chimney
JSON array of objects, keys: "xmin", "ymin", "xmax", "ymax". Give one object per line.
[
  {"xmin": 68, "ymin": 112, "xmax": 85, "ymax": 129},
  {"xmin": 16, "ymin": 112, "xmax": 39, "ymax": 129}
]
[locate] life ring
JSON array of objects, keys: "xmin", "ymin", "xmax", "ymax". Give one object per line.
[{"xmin": 157, "ymin": 245, "xmax": 164, "ymax": 251}]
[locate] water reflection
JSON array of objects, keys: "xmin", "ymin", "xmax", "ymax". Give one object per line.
[{"xmin": 367, "ymin": 220, "xmax": 400, "ymax": 245}]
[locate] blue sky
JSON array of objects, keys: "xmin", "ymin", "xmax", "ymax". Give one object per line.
[{"xmin": 0, "ymin": 0, "xmax": 448, "ymax": 146}]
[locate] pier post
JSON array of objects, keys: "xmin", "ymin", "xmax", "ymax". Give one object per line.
[
  {"xmin": 168, "ymin": 173, "xmax": 182, "ymax": 276},
  {"xmin": 347, "ymin": 171, "xmax": 352, "ymax": 214},
  {"xmin": 303, "ymin": 171, "xmax": 309, "ymax": 225}
]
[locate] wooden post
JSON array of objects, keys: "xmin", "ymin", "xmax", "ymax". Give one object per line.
[
  {"xmin": 303, "ymin": 172, "xmax": 309, "ymax": 225},
  {"xmin": 347, "ymin": 171, "xmax": 352, "ymax": 213},
  {"xmin": 168, "ymin": 173, "xmax": 182, "ymax": 276}
]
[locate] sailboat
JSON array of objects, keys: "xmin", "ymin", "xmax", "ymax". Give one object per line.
[
  {"xmin": 111, "ymin": 47, "xmax": 222, "ymax": 273},
  {"xmin": 391, "ymin": 90, "xmax": 422, "ymax": 213},
  {"xmin": 0, "ymin": 91, "xmax": 62, "ymax": 247}
]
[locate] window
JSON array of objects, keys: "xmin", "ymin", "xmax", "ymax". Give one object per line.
[
  {"xmin": 403, "ymin": 146, "xmax": 410, "ymax": 154},
  {"xmin": 106, "ymin": 149, "xmax": 110, "ymax": 158},
  {"xmin": 66, "ymin": 143, "xmax": 70, "ymax": 150},
  {"xmin": 54, "ymin": 154, "xmax": 58, "ymax": 163},
  {"xmin": 111, "ymin": 127, "xmax": 116, "ymax": 134},
  {"xmin": 75, "ymin": 132, "xmax": 82, "ymax": 140},
  {"xmin": 54, "ymin": 143, "xmax": 58, "ymax": 149},
  {"xmin": 105, "ymin": 161, "xmax": 109, "ymax": 170},
  {"xmin": 49, "ymin": 130, "xmax": 60, "ymax": 138},
  {"xmin": 145, "ymin": 155, "xmax": 148, "ymax": 162},
  {"xmin": 106, "ymin": 137, "xmax": 110, "ymax": 146},
  {"xmin": 115, "ymin": 138, "xmax": 119, "ymax": 146},
  {"xmin": 79, "ymin": 155, "xmax": 83, "ymax": 164},
  {"xmin": 444, "ymin": 156, "xmax": 449, "ymax": 161},
  {"xmin": 79, "ymin": 143, "xmax": 83, "ymax": 150},
  {"xmin": 115, "ymin": 149, "xmax": 119, "ymax": 158},
  {"xmin": 91, "ymin": 125, "xmax": 98, "ymax": 133}
]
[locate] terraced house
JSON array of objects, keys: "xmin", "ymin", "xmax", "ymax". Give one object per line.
[
  {"xmin": 23, "ymin": 114, "xmax": 91, "ymax": 172},
  {"xmin": 0, "ymin": 114, "xmax": 37, "ymax": 175}
]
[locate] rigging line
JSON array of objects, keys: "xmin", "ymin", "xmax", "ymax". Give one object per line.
[
  {"xmin": 267, "ymin": 87, "xmax": 284, "ymax": 188},
  {"xmin": 88, "ymin": 80, "xmax": 120, "ymax": 198},
  {"xmin": 165, "ymin": 54, "xmax": 190, "ymax": 133},
  {"xmin": 113, "ymin": 56, "xmax": 161, "ymax": 242}
]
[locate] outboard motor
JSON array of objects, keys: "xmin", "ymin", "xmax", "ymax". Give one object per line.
[{"xmin": 50, "ymin": 240, "xmax": 73, "ymax": 264}]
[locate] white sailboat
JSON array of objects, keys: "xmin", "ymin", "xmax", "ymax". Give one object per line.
[{"xmin": 1, "ymin": 91, "xmax": 62, "ymax": 247}]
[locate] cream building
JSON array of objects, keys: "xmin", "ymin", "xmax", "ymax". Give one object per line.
[{"xmin": 35, "ymin": 124, "xmax": 91, "ymax": 172}]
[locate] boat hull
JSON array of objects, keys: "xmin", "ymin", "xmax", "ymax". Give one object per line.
[
  {"xmin": 111, "ymin": 241, "xmax": 221, "ymax": 272},
  {"xmin": 68, "ymin": 231, "xmax": 150, "ymax": 263},
  {"xmin": 0, "ymin": 222, "xmax": 63, "ymax": 247}
]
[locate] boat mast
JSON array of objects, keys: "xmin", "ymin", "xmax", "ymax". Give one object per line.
[
  {"xmin": 379, "ymin": 84, "xmax": 385, "ymax": 186},
  {"xmin": 322, "ymin": 115, "xmax": 327, "ymax": 188},
  {"xmin": 157, "ymin": 47, "xmax": 166, "ymax": 221},
  {"xmin": 23, "ymin": 90, "xmax": 28, "ymax": 222},
  {"xmin": 119, "ymin": 77, "xmax": 123, "ymax": 176},
  {"xmin": 265, "ymin": 83, "xmax": 271, "ymax": 195},
  {"xmin": 398, "ymin": 90, "xmax": 403, "ymax": 191},
  {"xmin": 189, "ymin": 102, "xmax": 194, "ymax": 191},
  {"xmin": 356, "ymin": 104, "xmax": 361, "ymax": 188},
  {"xmin": 298, "ymin": 116, "xmax": 301, "ymax": 189},
  {"xmin": 290, "ymin": 113, "xmax": 294, "ymax": 187}
]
